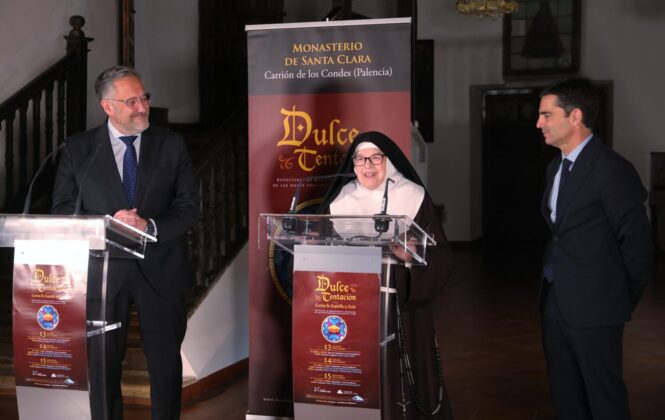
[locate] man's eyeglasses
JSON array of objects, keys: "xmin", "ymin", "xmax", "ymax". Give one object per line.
[
  {"xmin": 105, "ymin": 93, "xmax": 151, "ymax": 109},
  {"xmin": 352, "ymin": 153, "xmax": 385, "ymax": 166}
]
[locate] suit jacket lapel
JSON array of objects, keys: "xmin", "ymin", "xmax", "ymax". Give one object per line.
[
  {"xmin": 554, "ymin": 136, "xmax": 601, "ymax": 228},
  {"xmin": 94, "ymin": 124, "xmax": 128, "ymax": 207},
  {"xmin": 134, "ymin": 127, "xmax": 158, "ymax": 209}
]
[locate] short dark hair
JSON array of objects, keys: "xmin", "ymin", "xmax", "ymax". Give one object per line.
[
  {"xmin": 540, "ymin": 78, "xmax": 599, "ymax": 129},
  {"xmin": 94, "ymin": 66, "xmax": 142, "ymax": 100}
]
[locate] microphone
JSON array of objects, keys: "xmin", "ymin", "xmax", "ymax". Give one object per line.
[
  {"xmin": 283, "ymin": 173, "xmax": 355, "ymax": 231},
  {"xmin": 374, "ymin": 177, "xmax": 394, "ymax": 233},
  {"xmin": 23, "ymin": 142, "xmax": 68, "ymax": 214},
  {"xmin": 74, "ymin": 143, "xmax": 103, "ymax": 215}
]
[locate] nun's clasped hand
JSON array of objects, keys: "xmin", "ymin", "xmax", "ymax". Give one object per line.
[{"xmin": 390, "ymin": 238, "xmax": 417, "ymax": 262}]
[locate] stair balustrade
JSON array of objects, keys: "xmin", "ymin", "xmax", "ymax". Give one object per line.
[
  {"xmin": 0, "ymin": 15, "xmax": 250, "ymax": 404},
  {"xmin": 0, "ymin": 15, "xmax": 91, "ymax": 212},
  {"xmin": 186, "ymin": 106, "xmax": 248, "ymax": 310}
]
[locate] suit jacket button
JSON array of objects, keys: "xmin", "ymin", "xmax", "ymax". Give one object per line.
[{"xmin": 553, "ymin": 235, "xmax": 559, "ymax": 242}]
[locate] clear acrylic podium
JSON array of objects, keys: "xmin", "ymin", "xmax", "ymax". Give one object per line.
[
  {"xmin": 259, "ymin": 213, "xmax": 435, "ymax": 419},
  {"xmin": 0, "ymin": 214, "xmax": 156, "ymax": 420}
]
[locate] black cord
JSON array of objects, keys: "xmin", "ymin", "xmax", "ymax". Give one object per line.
[
  {"xmin": 348, "ymin": 231, "xmax": 384, "ymax": 241},
  {"xmin": 396, "ymin": 302, "xmax": 445, "ymax": 416}
]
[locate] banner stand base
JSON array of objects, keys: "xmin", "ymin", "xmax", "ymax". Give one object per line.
[{"xmin": 245, "ymin": 414, "xmax": 294, "ymax": 420}]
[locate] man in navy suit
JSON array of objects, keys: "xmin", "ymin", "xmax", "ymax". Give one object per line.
[
  {"xmin": 52, "ymin": 66, "xmax": 199, "ymax": 419},
  {"xmin": 537, "ymin": 78, "xmax": 653, "ymax": 420}
]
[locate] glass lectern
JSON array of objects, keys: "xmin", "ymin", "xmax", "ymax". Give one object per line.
[
  {"xmin": 259, "ymin": 213, "xmax": 435, "ymax": 420},
  {"xmin": 0, "ymin": 214, "xmax": 155, "ymax": 420}
]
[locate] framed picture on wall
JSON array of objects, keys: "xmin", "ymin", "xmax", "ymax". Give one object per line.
[{"xmin": 503, "ymin": 0, "xmax": 581, "ymax": 78}]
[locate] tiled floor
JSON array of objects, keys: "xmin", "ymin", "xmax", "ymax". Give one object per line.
[{"xmin": 1, "ymin": 245, "xmax": 663, "ymax": 419}]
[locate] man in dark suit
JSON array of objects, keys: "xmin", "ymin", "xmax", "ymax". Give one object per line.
[
  {"xmin": 537, "ymin": 78, "xmax": 653, "ymax": 419},
  {"xmin": 52, "ymin": 66, "xmax": 199, "ymax": 419}
]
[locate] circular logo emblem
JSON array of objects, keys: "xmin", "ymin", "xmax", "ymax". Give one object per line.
[
  {"xmin": 37, "ymin": 305, "xmax": 59, "ymax": 330},
  {"xmin": 268, "ymin": 199, "xmax": 321, "ymax": 305},
  {"xmin": 321, "ymin": 315, "xmax": 347, "ymax": 343}
]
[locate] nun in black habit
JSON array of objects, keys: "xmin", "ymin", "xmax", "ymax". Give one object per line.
[{"xmin": 318, "ymin": 131, "xmax": 453, "ymax": 420}]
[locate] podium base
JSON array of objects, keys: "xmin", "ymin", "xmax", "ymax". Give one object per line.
[
  {"xmin": 16, "ymin": 385, "xmax": 91, "ymax": 419},
  {"xmin": 295, "ymin": 403, "xmax": 380, "ymax": 419}
]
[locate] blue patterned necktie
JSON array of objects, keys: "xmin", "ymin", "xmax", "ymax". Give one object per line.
[
  {"xmin": 119, "ymin": 135, "xmax": 138, "ymax": 207},
  {"xmin": 543, "ymin": 158, "xmax": 572, "ymax": 282}
]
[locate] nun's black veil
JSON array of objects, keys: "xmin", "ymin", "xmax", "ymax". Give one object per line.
[{"xmin": 318, "ymin": 131, "xmax": 424, "ymax": 213}]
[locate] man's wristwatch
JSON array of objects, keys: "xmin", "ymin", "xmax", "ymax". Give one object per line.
[{"xmin": 144, "ymin": 219, "xmax": 157, "ymax": 237}]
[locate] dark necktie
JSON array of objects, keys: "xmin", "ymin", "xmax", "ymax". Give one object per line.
[
  {"xmin": 543, "ymin": 158, "xmax": 572, "ymax": 282},
  {"xmin": 119, "ymin": 135, "xmax": 138, "ymax": 207},
  {"xmin": 558, "ymin": 158, "xmax": 572, "ymax": 192}
]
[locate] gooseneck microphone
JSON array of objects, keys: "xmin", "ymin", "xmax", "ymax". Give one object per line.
[
  {"xmin": 74, "ymin": 143, "xmax": 103, "ymax": 215},
  {"xmin": 283, "ymin": 173, "xmax": 356, "ymax": 231},
  {"xmin": 374, "ymin": 177, "xmax": 394, "ymax": 233},
  {"xmin": 23, "ymin": 142, "xmax": 68, "ymax": 214}
]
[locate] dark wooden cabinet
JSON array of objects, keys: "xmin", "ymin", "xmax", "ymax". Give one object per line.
[{"xmin": 650, "ymin": 152, "xmax": 665, "ymax": 252}]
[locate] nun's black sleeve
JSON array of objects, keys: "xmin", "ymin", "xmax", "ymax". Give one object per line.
[{"xmin": 396, "ymin": 193, "xmax": 452, "ymax": 309}]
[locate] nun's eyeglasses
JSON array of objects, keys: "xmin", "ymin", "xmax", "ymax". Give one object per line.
[{"xmin": 352, "ymin": 153, "xmax": 385, "ymax": 166}]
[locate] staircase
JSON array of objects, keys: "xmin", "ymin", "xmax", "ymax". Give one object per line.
[
  {"xmin": 0, "ymin": 15, "xmax": 91, "ymax": 398},
  {"xmin": 0, "ymin": 15, "xmax": 249, "ymax": 408}
]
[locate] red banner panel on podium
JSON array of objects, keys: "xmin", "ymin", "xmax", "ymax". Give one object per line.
[
  {"xmin": 292, "ymin": 271, "xmax": 380, "ymax": 409},
  {"xmin": 12, "ymin": 253, "xmax": 88, "ymax": 390}
]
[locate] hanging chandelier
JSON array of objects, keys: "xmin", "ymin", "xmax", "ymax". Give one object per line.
[{"xmin": 456, "ymin": 0, "xmax": 519, "ymax": 18}]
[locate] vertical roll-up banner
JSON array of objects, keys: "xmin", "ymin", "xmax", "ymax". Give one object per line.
[{"xmin": 247, "ymin": 18, "xmax": 411, "ymax": 418}]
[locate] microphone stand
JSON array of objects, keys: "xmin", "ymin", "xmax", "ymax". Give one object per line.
[
  {"xmin": 23, "ymin": 142, "xmax": 67, "ymax": 215},
  {"xmin": 74, "ymin": 143, "xmax": 103, "ymax": 215},
  {"xmin": 282, "ymin": 173, "xmax": 355, "ymax": 232},
  {"xmin": 374, "ymin": 178, "xmax": 394, "ymax": 233}
]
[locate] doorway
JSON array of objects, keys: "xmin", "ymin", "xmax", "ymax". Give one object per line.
[{"xmin": 473, "ymin": 82, "xmax": 613, "ymax": 248}]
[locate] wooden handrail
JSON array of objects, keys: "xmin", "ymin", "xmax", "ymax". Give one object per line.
[
  {"xmin": 0, "ymin": 15, "xmax": 92, "ymax": 212},
  {"xmin": 0, "ymin": 57, "xmax": 70, "ymax": 121}
]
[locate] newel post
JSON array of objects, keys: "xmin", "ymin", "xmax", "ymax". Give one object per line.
[{"xmin": 65, "ymin": 15, "xmax": 93, "ymax": 136}]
